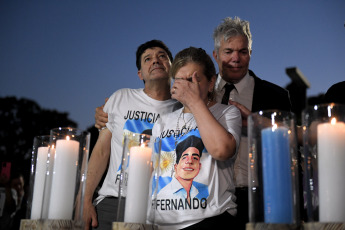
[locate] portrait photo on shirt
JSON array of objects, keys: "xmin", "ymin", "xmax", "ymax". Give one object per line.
[{"xmin": 152, "ymin": 130, "xmax": 209, "ymax": 212}]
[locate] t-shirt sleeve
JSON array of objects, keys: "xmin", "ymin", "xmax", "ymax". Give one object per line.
[{"xmin": 103, "ymin": 91, "xmax": 118, "ymax": 133}]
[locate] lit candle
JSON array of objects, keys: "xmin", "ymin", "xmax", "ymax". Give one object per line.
[
  {"xmin": 48, "ymin": 137, "xmax": 79, "ymax": 219},
  {"xmin": 261, "ymin": 125, "xmax": 293, "ymax": 223},
  {"xmin": 124, "ymin": 145, "xmax": 152, "ymax": 223},
  {"xmin": 30, "ymin": 146, "xmax": 48, "ymax": 219},
  {"xmin": 41, "ymin": 145, "xmax": 55, "ymax": 219},
  {"xmin": 317, "ymin": 118, "xmax": 345, "ymax": 222}
]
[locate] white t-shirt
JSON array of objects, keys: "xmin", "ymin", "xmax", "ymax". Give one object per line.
[
  {"xmin": 151, "ymin": 103, "xmax": 242, "ymax": 230},
  {"xmin": 95, "ymin": 88, "xmax": 179, "ymax": 204}
]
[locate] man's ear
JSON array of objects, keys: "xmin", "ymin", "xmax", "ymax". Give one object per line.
[
  {"xmin": 138, "ymin": 70, "xmax": 143, "ymax": 80},
  {"xmin": 212, "ymin": 50, "xmax": 218, "ymax": 61}
]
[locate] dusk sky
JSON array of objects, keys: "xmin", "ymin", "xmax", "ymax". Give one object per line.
[{"xmin": 1, "ymin": 0, "xmax": 344, "ymax": 131}]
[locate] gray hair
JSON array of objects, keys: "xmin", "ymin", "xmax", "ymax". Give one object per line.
[{"xmin": 213, "ymin": 16, "xmax": 252, "ymax": 54}]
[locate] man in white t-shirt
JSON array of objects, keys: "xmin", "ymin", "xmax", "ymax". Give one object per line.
[{"xmin": 83, "ymin": 40, "xmax": 180, "ymax": 230}]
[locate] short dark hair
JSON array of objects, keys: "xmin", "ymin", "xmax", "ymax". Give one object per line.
[
  {"xmin": 175, "ymin": 135, "xmax": 204, "ymax": 164},
  {"xmin": 136, "ymin": 40, "xmax": 173, "ymax": 70}
]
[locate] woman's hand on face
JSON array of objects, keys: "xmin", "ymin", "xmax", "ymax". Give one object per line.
[{"xmin": 171, "ymin": 71, "xmax": 201, "ymax": 108}]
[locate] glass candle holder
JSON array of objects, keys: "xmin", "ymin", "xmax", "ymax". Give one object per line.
[
  {"xmin": 27, "ymin": 135, "xmax": 52, "ymax": 219},
  {"xmin": 302, "ymin": 103, "xmax": 345, "ymax": 222},
  {"xmin": 248, "ymin": 110, "xmax": 300, "ymax": 224},
  {"xmin": 41, "ymin": 127, "xmax": 90, "ymax": 223},
  {"xmin": 117, "ymin": 133, "xmax": 160, "ymax": 224}
]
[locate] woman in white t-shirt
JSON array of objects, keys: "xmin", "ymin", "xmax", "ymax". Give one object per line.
[{"xmin": 151, "ymin": 47, "xmax": 242, "ymax": 230}]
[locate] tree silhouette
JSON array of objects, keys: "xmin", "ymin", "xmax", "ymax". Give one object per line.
[{"xmin": 0, "ymin": 96, "xmax": 78, "ymax": 180}]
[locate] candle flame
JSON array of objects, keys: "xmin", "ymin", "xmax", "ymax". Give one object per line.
[
  {"xmin": 270, "ymin": 112, "xmax": 278, "ymax": 127},
  {"xmin": 272, "ymin": 123, "xmax": 278, "ymax": 131},
  {"xmin": 331, "ymin": 117, "xmax": 337, "ymax": 125},
  {"xmin": 66, "ymin": 135, "xmax": 70, "ymax": 141}
]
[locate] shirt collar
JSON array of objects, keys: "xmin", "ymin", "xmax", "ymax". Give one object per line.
[
  {"xmin": 235, "ymin": 72, "xmax": 251, "ymax": 95},
  {"xmin": 215, "ymin": 71, "xmax": 251, "ymax": 94}
]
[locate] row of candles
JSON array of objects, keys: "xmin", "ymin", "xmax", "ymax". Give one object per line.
[
  {"xmin": 249, "ymin": 103, "xmax": 345, "ymax": 224},
  {"xmin": 27, "ymin": 103, "xmax": 345, "ymax": 225},
  {"xmin": 28, "ymin": 127, "xmax": 89, "ymax": 221},
  {"xmin": 31, "ymin": 136, "xmax": 79, "ymax": 219},
  {"xmin": 28, "ymin": 128, "xmax": 153, "ymax": 224}
]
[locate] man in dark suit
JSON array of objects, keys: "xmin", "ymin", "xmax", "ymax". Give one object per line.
[{"xmin": 212, "ymin": 16, "xmax": 292, "ymax": 229}]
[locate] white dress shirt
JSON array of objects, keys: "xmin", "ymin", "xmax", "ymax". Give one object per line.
[{"xmin": 215, "ymin": 72, "xmax": 255, "ymax": 187}]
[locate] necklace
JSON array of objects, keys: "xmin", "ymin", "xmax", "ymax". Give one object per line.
[
  {"xmin": 173, "ymin": 100, "xmax": 212, "ymax": 146},
  {"xmin": 174, "ymin": 109, "xmax": 194, "ymax": 146},
  {"xmin": 181, "ymin": 112, "xmax": 194, "ymax": 130}
]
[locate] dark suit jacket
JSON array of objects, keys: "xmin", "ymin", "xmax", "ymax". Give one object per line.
[{"xmin": 250, "ymin": 70, "xmax": 292, "ymax": 112}]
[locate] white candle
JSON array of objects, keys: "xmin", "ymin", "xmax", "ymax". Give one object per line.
[
  {"xmin": 317, "ymin": 118, "xmax": 345, "ymax": 222},
  {"xmin": 124, "ymin": 145, "xmax": 152, "ymax": 223},
  {"xmin": 41, "ymin": 146, "xmax": 55, "ymax": 219},
  {"xmin": 48, "ymin": 137, "xmax": 79, "ymax": 219},
  {"xmin": 30, "ymin": 146, "xmax": 49, "ymax": 219}
]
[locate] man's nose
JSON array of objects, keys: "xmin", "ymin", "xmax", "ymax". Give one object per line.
[
  {"xmin": 152, "ymin": 56, "xmax": 161, "ymax": 64},
  {"xmin": 231, "ymin": 51, "xmax": 240, "ymax": 62}
]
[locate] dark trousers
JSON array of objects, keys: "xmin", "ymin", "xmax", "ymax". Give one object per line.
[
  {"xmin": 235, "ymin": 187, "xmax": 249, "ymax": 230},
  {"xmin": 92, "ymin": 197, "xmax": 121, "ymax": 230},
  {"xmin": 181, "ymin": 211, "xmax": 239, "ymax": 230}
]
